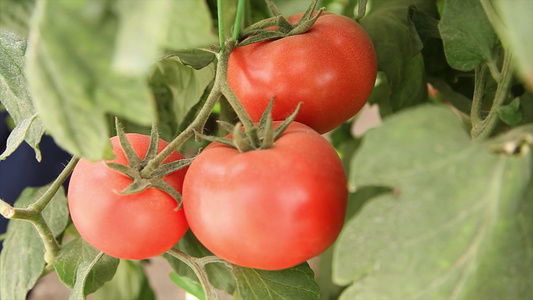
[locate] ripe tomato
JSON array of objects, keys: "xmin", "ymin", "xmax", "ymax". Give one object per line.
[
  {"xmin": 228, "ymin": 12, "xmax": 377, "ymax": 134},
  {"xmin": 182, "ymin": 122, "xmax": 347, "ymax": 270},
  {"xmin": 68, "ymin": 134, "xmax": 188, "ymax": 260}
]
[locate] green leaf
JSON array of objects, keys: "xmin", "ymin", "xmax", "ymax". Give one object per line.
[
  {"xmin": 0, "ymin": 28, "xmax": 45, "ymax": 161},
  {"xmin": 55, "ymin": 238, "xmax": 119, "ymax": 298},
  {"xmin": 438, "ymin": 0, "xmax": 499, "ymax": 71},
  {"xmin": 0, "ymin": 185, "xmax": 69, "ymax": 300},
  {"xmin": 407, "ymin": 5, "xmax": 440, "ymax": 56},
  {"xmin": 232, "ymin": 263, "xmax": 320, "ymax": 300},
  {"xmin": 164, "ymin": 0, "xmax": 217, "ymax": 50},
  {"xmin": 0, "ymin": 113, "xmax": 37, "ymax": 161},
  {"xmin": 334, "ymin": 104, "xmax": 533, "ymax": 299},
  {"xmin": 92, "ymin": 260, "xmax": 155, "ymax": 300},
  {"xmin": 164, "ymin": 49, "xmax": 216, "ymax": 70},
  {"xmin": 164, "ymin": 231, "xmax": 235, "ymax": 294},
  {"xmin": 169, "ymin": 271, "xmax": 206, "ymax": 300},
  {"xmin": 149, "ymin": 58, "xmax": 215, "ymax": 138},
  {"xmin": 0, "ymin": 0, "xmax": 35, "ymax": 37},
  {"xmin": 497, "ymin": 97, "xmax": 522, "ymax": 126},
  {"xmin": 26, "ymin": 0, "xmax": 157, "ymax": 161},
  {"xmin": 360, "ymin": 0, "xmax": 437, "ymax": 112},
  {"xmin": 493, "ymin": 0, "xmax": 533, "ymax": 90}
]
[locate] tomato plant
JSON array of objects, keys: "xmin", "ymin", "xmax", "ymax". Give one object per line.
[
  {"xmin": 68, "ymin": 134, "xmax": 189, "ymax": 260},
  {"xmin": 228, "ymin": 12, "xmax": 377, "ymax": 134},
  {"xmin": 0, "ymin": 0, "xmax": 532, "ymax": 299},
  {"xmin": 183, "ymin": 121, "xmax": 347, "ymax": 270}
]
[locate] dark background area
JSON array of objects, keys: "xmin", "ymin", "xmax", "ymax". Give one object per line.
[{"xmin": 0, "ymin": 111, "xmax": 72, "ymax": 244}]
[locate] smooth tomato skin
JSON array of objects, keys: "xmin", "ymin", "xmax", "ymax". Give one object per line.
[
  {"xmin": 68, "ymin": 134, "xmax": 188, "ymax": 260},
  {"xmin": 182, "ymin": 122, "xmax": 347, "ymax": 270},
  {"xmin": 228, "ymin": 12, "xmax": 377, "ymax": 134}
]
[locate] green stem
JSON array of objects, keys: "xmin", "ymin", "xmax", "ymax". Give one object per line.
[
  {"xmin": 217, "ymin": 0, "xmax": 225, "ymax": 58},
  {"xmin": 232, "ymin": 0, "xmax": 246, "ymax": 42},
  {"xmin": 30, "ymin": 156, "xmax": 79, "ymax": 212},
  {"xmin": 472, "ymin": 51, "xmax": 514, "ymax": 141},
  {"xmin": 141, "ymin": 43, "xmax": 246, "ymax": 177},
  {"xmin": 0, "ymin": 200, "xmax": 60, "ymax": 266},
  {"xmin": 471, "ymin": 64, "xmax": 488, "ymax": 125},
  {"xmin": 167, "ymin": 247, "xmax": 219, "ymax": 300}
]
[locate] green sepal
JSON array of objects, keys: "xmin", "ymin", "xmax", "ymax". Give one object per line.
[
  {"xmin": 232, "ymin": 123, "xmax": 255, "ymax": 153},
  {"xmin": 274, "ymin": 102, "xmax": 302, "ymax": 140},
  {"xmin": 259, "ymin": 116, "xmax": 274, "ymax": 150},
  {"xmin": 151, "ymin": 179, "xmax": 183, "ymax": 210},
  {"xmin": 151, "ymin": 158, "xmax": 195, "ymax": 178},
  {"xmin": 238, "ymin": 31, "xmax": 286, "ymax": 47},
  {"xmin": 105, "ymin": 162, "xmax": 138, "ymax": 179},
  {"xmin": 119, "ymin": 179, "xmax": 152, "ymax": 194},
  {"xmin": 237, "ymin": 0, "xmax": 324, "ymax": 46},
  {"xmin": 104, "ymin": 119, "xmax": 188, "ymax": 206},
  {"xmin": 290, "ymin": 8, "xmax": 324, "ymax": 36},
  {"xmin": 144, "ymin": 122, "xmax": 160, "ymax": 162},
  {"xmin": 258, "ymin": 97, "xmax": 275, "ymax": 135},
  {"xmin": 193, "ymin": 129, "xmax": 236, "ymax": 148},
  {"xmin": 217, "ymin": 120, "xmax": 237, "ymax": 133},
  {"xmin": 266, "ymin": 0, "xmax": 282, "ymax": 16},
  {"xmin": 115, "ymin": 118, "xmax": 142, "ymax": 168}
]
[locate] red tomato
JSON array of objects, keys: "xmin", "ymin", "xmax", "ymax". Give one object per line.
[
  {"xmin": 228, "ymin": 12, "xmax": 377, "ymax": 134},
  {"xmin": 68, "ymin": 134, "xmax": 188, "ymax": 260},
  {"xmin": 182, "ymin": 122, "xmax": 347, "ymax": 270}
]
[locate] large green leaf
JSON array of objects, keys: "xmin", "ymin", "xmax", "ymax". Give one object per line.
[
  {"xmin": 493, "ymin": 0, "xmax": 533, "ymax": 90},
  {"xmin": 25, "ymin": 0, "xmax": 161, "ymax": 161},
  {"xmin": 55, "ymin": 238, "xmax": 119, "ymax": 298},
  {"xmin": 92, "ymin": 260, "xmax": 155, "ymax": 300},
  {"xmin": 438, "ymin": 0, "xmax": 499, "ymax": 71},
  {"xmin": 149, "ymin": 58, "xmax": 215, "ymax": 140},
  {"xmin": 0, "ymin": 28, "xmax": 45, "ymax": 161},
  {"xmin": 0, "ymin": 185, "xmax": 69, "ymax": 300},
  {"xmin": 334, "ymin": 104, "xmax": 533, "ymax": 299},
  {"xmin": 360, "ymin": 0, "xmax": 437, "ymax": 113},
  {"xmin": 164, "ymin": 0, "xmax": 217, "ymax": 50},
  {"xmin": 232, "ymin": 263, "xmax": 320, "ymax": 300}
]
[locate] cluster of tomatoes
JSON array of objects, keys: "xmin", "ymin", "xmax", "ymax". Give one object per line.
[{"xmin": 67, "ymin": 12, "xmax": 376, "ymax": 270}]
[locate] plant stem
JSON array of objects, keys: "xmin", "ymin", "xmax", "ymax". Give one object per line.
[
  {"xmin": 167, "ymin": 247, "xmax": 219, "ymax": 300},
  {"xmin": 471, "ymin": 51, "xmax": 514, "ymax": 141},
  {"xmin": 141, "ymin": 42, "xmax": 249, "ymax": 177},
  {"xmin": 217, "ymin": 0, "xmax": 225, "ymax": 58},
  {"xmin": 0, "ymin": 200, "xmax": 61, "ymax": 266},
  {"xmin": 30, "ymin": 156, "xmax": 79, "ymax": 212},
  {"xmin": 471, "ymin": 64, "xmax": 488, "ymax": 125},
  {"xmin": 232, "ymin": 0, "xmax": 246, "ymax": 42}
]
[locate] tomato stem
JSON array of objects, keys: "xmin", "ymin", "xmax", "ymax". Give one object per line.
[
  {"xmin": 167, "ymin": 247, "xmax": 221, "ymax": 300},
  {"xmin": 217, "ymin": 0, "xmax": 225, "ymax": 58},
  {"xmin": 232, "ymin": 0, "xmax": 245, "ymax": 42},
  {"xmin": 471, "ymin": 51, "xmax": 514, "ymax": 140}
]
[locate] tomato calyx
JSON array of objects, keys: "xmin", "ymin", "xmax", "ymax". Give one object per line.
[
  {"xmin": 195, "ymin": 99, "xmax": 302, "ymax": 153},
  {"xmin": 237, "ymin": 0, "xmax": 324, "ymax": 46},
  {"xmin": 106, "ymin": 119, "xmax": 192, "ymax": 207}
]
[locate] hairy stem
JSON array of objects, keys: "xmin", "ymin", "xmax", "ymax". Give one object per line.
[
  {"xmin": 167, "ymin": 247, "xmax": 219, "ymax": 300},
  {"xmin": 472, "ymin": 51, "xmax": 514, "ymax": 140},
  {"xmin": 217, "ymin": 0, "xmax": 225, "ymax": 57},
  {"xmin": 471, "ymin": 64, "xmax": 488, "ymax": 125},
  {"xmin": 30, "ymin": 156, "xmax": 79, "ymax": 212}
]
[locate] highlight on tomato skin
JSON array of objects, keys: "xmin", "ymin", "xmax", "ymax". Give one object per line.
[
  {"xmin": 182, "ymin": 121, "xmax": 348, "ymax": 270},
  {"xmin": 228, "ymin": 11, "xmax": 378, "ymax": 134},
  {"xmin": 67, "ymin": 134, "xmax": 189, "ymax": 260}
]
